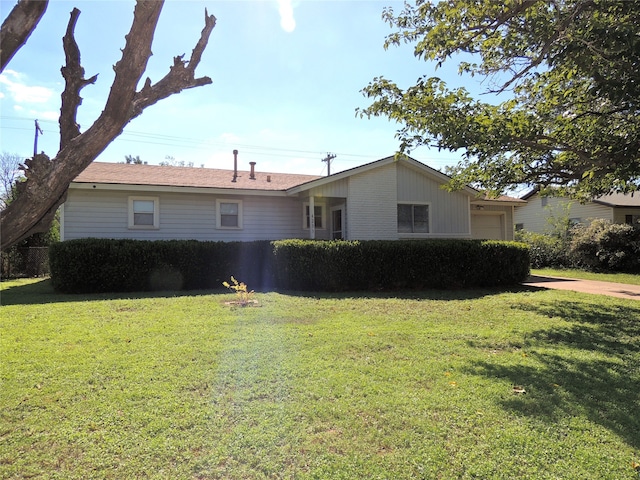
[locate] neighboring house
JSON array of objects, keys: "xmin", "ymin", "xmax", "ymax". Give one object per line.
[
  {"xmin": 61, "ymin": 155, "xmax": 524, "ymax": 243},
  {"xmin": 514, "ymin": 189, "xmax": 640, "ymax": 233}
]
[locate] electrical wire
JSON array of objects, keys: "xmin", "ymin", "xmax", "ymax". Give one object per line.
[{"xmin": 0, "ymin": 115, "xmax": 463, "ymax": 170}]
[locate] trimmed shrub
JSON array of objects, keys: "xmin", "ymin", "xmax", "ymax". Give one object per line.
[
  {"xmin": 272, "ymin": 239, "xmax": 530, "ymax": 291},
  {"xmin": 515, "ymin": 230, "xmax": 572, "ymax": 268},
  {"xmin": 50, "ymin": 238, "xmax": 530, "ymax": 294},
  {"xmin": 49, "ymin": 238, "xmax": 274, "ymax": 294},
  {"xmin": 569, "ymin": 219, "xmax": 640, "ymax": 273}
]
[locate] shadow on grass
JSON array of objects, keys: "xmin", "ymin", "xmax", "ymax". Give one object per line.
[
  {"xmin": 0, "ymin": 278, "xmax": 226, "ymax": 306},
  {"xmin": 467, "ymin": 300, "xmax": 640, "ymax": 449},
  {"xmin": 1, "ymin": 277, "xmax": 537, "ymax": 306}
]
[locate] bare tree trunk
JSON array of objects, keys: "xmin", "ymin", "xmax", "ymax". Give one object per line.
[
  {"xmin": 0, "ymin": 0, "xmax": 48, "ymax": 72},
  {"xmin": 0, "ymin": 1, "xmax": 216, "ymax": 251}
]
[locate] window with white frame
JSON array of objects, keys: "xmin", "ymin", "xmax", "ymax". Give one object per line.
[
  {"xmin": 216, "ymin": 199, "xmax": 243, "ymax": 229},
  {"xmin": 303, "ymin": 203, "xmax": 325, "ymax": 229},
  {"xmin": 397, "ymin": 203, "xmax": 429, "ymax": 233},
  {"xmin": 128, "ymin": 196, "xmax": 159, "ymax": 229}
]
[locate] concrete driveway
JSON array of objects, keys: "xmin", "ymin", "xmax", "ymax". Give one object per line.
[{"xmin": 522, "ymin": 275, "xmax": 640, "ymax": 300}]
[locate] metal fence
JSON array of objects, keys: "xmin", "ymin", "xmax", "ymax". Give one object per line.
[{"xmin": 1, "ymin": 247, "xmax": 50, "ymax": 278}]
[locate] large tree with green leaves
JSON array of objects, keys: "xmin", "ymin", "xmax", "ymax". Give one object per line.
[{"xmin": 360, "ymin": 0, "xmax": 640, "ymax": 199}]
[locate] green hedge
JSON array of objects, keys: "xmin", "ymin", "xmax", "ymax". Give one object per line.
[
  {"xmin": 50, "ymin": 238, "xmax": 530, "ymax": 294},
  {"xmin": 49, "ymin": 239, "xmax": 274, "ymax": 294},
  {"xmin": 272, "ymin": 239, "xmax": 530, "ymax": 291}
]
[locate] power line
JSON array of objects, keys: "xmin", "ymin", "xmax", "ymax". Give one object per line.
[{"xmin": 0, "ymin": 116, "xmax": 463, "ymax": 169}]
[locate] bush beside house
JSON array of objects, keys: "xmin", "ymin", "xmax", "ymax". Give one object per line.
[
  {"xmin": 49, "ymin": 238, "xmax": 530, "ymax": 294},
  {"xmin": 516, "ymin": 219, "xmax": 640, "ymax": 273},
  {"xmin": 570, "ymin": 219, "xmax": 640, "ymax": 273}
]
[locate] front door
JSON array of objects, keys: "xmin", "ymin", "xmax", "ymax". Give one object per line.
[{"xmin": 331, "ymin": 206, "xmax": 344, "ymax": 240}]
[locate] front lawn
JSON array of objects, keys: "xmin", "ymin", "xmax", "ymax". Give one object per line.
[
  {"xmin": 2, "ymin": 279, "xmax": 639, "ymax": 479},
  {"xmin": 532, "ymin": 268, "xmax": 640, "ymax": 286}
]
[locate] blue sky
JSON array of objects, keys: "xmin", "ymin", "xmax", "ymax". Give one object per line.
[{"xmin": 0, "ymin": 0, "xmax": 483, "ymax": 176}]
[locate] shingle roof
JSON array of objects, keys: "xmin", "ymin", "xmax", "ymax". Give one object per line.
[
  {"xmin": 520, "ymin": 188, "xmax": 640, "ymax": 206},
  {"xmin": 72, "ymin": 162, "xmax": 322, "ymax": 191},
  {"xmin": 475, "ymin": 193, "xmax": 527, "ymax": 204},
  {"xmin": 593, "ymin": 193, "xmax": 640, "ymax": 207}
]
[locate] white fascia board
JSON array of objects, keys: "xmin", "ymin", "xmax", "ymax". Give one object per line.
[{"xmin": 69, "ymin": 182, "xmax": 289, "ymax": 197}]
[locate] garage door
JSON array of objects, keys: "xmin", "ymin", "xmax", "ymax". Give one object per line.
[{"xmin": 471, "ymin": 214, "xmax": 504, "ymax": 240}]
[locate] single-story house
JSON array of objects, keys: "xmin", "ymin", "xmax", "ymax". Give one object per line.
[
  {"xmin": 514, "ymin": 189, "xmax": 640, "ymax": 233},
  {"xmin": 60, "ymin": 154, "xmax": 525, "ymax": 243}
]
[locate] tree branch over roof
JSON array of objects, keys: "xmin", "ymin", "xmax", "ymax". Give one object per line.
[{"xmin": 0, "ymin": 0, "xmax": 217, "ymax": 250}]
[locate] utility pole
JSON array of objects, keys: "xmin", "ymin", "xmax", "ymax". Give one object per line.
[
  {"xmin": 33, "ymin": 119, "xmax": 43, "ymax": 157},
  {"xmin": 322, "ymin": 153, "xmax": 336, "ymax": 176}
]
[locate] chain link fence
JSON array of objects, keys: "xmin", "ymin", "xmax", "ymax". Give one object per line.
[{"xmin": 1, "ymin": 247, "xmax": 50, "ymax": 278}]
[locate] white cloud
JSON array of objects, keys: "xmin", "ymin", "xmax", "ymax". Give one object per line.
[
  {"xmin": 277, "ymin": 0, "xmax": 296, "ymax": 33},
  {"xmin": 0, "ymin": 70, "xmax": 54, "ymax": 104},
  {"xmin": 31, "ymin": 110, "xmax": 59, "ymax": 121},
  {"xmin": 220, "ymin": 132, "xmax": 241, "ymax": 144}
]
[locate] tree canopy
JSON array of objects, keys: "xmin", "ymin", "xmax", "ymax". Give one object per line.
[{"xmin": 359, "ymin": 0, "xmax": 640, "ymax": 199}]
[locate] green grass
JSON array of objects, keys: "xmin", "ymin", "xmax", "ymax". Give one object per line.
[
  {"xmin": 2, "ymin": 278, "xmax": 639, "ymax": 479},
  {"xmin": 532, "ymin": 268, "xmax": 640, "ymax": 286}
]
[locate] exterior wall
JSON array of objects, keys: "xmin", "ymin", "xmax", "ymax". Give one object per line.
[
  {"xmin": 613, "ymin": 207, "xmax": 640, "ymax": 224},
  {"xmin": 62, "ymin": 188, "xmax": 306, "ymax": 242},
  {"xmin": 514, "ymin": 193, "xmax": 613, "ymax": 233},
  {"xmin": 397, "ymin": 164, "xmax": 471, "ymax": 238},
  {"xmin": 306, "ymin": 178, "xmax": 348, "ymax": 198},
  {"xmin": 346, "ymin": 162, "xmax": 398, "ymax": 240}
]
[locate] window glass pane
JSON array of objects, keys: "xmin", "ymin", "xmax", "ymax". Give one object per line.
[
  {"xmin": 133, "ymin": 200, "xmax": 154, "ymax": 213},
  {"xmin": 134, "ymin": 213, "xmax": 154, "ymax": 225},
  {"xmin": 220, "ymin": 215, "xmax": 238, "ymax": 227},
  {"xmin": 220, "ymin": 202, "xmax": 238, "ymax": 215},
  {"xmin": 413, "ymin": 205, "xmax": 429, "ymax": 233},
  {"xmin": 397, "ymin": 204, "xmax": 412, "ymax": 233}
]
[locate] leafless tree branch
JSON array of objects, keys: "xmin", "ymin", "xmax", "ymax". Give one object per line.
[
  {"xmin": 0, "ymin": 0, "xmax": 48, "ymax": 72},
  {"xmin": 59, "ymin": 8, "xmax": 98, "ymax": 150},
  {"xmin": 0, "ymin": 0, "xmax": 216, "ymax": 250}
]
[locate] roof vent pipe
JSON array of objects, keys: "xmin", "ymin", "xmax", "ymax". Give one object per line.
[
  {"xmin": 232, "ymin": 149, "xmax": 238, "ymax": 182},
  {"xmin": 249, "ymin": 162, "xmax": 256, "ymax": 180}
]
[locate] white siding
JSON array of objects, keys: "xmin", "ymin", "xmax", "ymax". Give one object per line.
[
  {"xmin": 63, "ymin": 188, "xmax": 306, "ymax": 241},
  {"xmin": 515, "ymin": 193, "xmax": 613, "ymax": 233},
  {"xmin": 397, "ymin": 164, "xmax": 470, "ymax": 237},
  {"xmin": 307, "ymin": 178, "xmax": 348, "ymax": 198},
  {"xmin": 613, "ymin": 207, "xmax": 640, "ymax": 224},
  {"xmin": 347, "ymin": 162, "xmax": 398, "ymax": 240}
]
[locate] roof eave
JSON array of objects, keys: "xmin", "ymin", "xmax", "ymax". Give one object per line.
[{"xmin": 69, "ymin": 181, "xmax": 290, "ymax": 196}]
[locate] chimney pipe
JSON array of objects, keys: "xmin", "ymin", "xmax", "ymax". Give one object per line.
[
  {"xmin": 232, "ymin": 149, "xmax": 238, "ymax": 182},
  {"xmin": 249, "ymin": 161, "xmax": 256, "ymax": 180}
]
